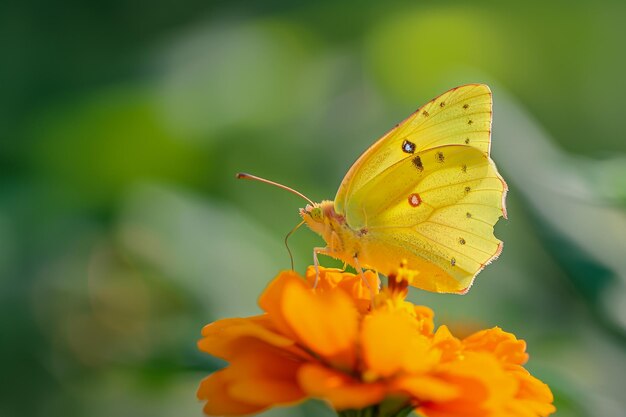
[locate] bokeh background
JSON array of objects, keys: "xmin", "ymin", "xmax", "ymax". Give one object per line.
[{"xmin": 2, "ymin": 1, "xmax": 626, "ymax": 416}]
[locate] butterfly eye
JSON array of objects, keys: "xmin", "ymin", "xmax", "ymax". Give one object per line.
[{"xmin": 310, "ymin": 207, "xmax": 324, "ymax": 222}]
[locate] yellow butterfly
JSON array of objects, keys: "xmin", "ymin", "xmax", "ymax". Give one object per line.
[{"xmin": 239, "ymin": 84, "xmax": 507, "ymax": 294}]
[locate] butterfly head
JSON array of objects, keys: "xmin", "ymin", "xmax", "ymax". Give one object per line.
[
  {"xmin": 300, "ymin": 203, "xmax": 325, "ymax": 224},
  {"xmin": 309, "ymin": 205, "xmax": 324, "ymax": 222},
  {"xmin": 299, "ymin": 201, "xmax": 339, "ymax": 238}
]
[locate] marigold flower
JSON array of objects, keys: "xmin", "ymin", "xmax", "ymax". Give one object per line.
[{"xmin": 197, "ymin": 267, "xmax": 555, "ymax": 417}]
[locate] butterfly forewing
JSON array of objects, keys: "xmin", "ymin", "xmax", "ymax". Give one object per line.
[{"xmin": 335, "ymin": 84, "xmax": 493, "ymax": 214}]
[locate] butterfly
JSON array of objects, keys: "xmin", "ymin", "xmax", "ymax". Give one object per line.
[{"xmin": 239, "ymin": 84, "xmax": 507, "ymax": 294}]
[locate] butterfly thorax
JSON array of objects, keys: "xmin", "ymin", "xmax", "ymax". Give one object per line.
[{"xmin": 300, "ymin": 200, "xmax": 362, "ymax": 264}]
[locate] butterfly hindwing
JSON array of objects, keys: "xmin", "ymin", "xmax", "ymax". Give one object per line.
[{"xmin": 353, "ymin": 146, "xmax": 506, "ymax": 292}]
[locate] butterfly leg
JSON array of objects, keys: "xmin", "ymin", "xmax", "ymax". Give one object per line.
[
  {"xmin": 353, "ymin": 256, "xmax": 376, "ymax": 303},
  {"xmin": 312, "ymin": 247, "xmax": 328, "ymax": 288}
]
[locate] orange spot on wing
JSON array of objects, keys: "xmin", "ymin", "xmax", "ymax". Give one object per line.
[{"xmin": 408, "ymin": 193, "xmax": 422, "ymax": 207}]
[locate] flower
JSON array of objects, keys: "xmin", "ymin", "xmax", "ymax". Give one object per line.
[{"xmin": 197, "ymin": 267, "xmax": 555, "ymax": 417}]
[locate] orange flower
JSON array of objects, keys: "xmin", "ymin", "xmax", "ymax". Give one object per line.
[{"xmin": 197, "ymin": 267, "xmax": 555, "ymax": 417}]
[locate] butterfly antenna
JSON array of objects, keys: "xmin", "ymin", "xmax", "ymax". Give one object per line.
[
  {"xmin": 236, "ymin": 173, "xmax": 315, "ymax": 206},
  {"xmin": 285, "ymin": 220, "xmax": 305, "ymax": 270}
]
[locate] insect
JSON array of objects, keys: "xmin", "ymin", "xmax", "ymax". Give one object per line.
[{"xmin": 238, "ymin": 84, "xmax": 507, "ymax": 294}]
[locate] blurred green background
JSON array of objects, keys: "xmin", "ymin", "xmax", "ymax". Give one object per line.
[{"xmin": 2, "ymin": 1, "xmax": 626, "ymax": 416}]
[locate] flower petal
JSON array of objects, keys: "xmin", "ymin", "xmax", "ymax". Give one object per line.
[
  {"xmin": 393, "ymin": 375, "xmax": 459, "ymax": 402},
  {"xmin": 197, "ymin": 370, "xmax": 265, "ymax": 416},
  {"xmin": 425, "ymin": 352, "xmax": 518, "ymax": 416},
  {"xmin": 361, "ymin": 309, "xmax": 438, "ymax": 378},
  {"xmin": 298, "ymin": 363, "xmax": 386, "ymax": 410},
  {"xmin": 304, "ymin": 266, "xmax": 379, "ymax": 313},
  {"xmin": 227, "ymin": 344, "xmax": 305, "ymax": 406},
  {"xmin": 198, "ymin": 342, "xmax": 306, "ymax": 415},
  {"xmin": 463, "ymin": 327, "xmax": 529, "ymax": 366},
  {"xmin": 258, "ymin": 270, "xmax": 303, "ymax": 340},
  {"xmin": 281, "ymin": 276, "xmax": 359, "ymax": 369},
  {"xmin": 506, "ymin": 367, "xmax": 556, "ymax": 417},
  {"xmin": 413, "ymin": 305, "xmax": 435, "ymax": 335},
  {"xmin": 432, "ymin": 325, "xmax": 463, "ymax": 362},
  {"xmin": 198, "ymin": 315, "xmax": 295, "ymax": 360}
]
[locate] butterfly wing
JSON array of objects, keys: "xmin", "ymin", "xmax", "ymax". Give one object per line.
[
  {"xmin": 335, "ymin": 84, "xmax": 492, "ymax": 214},
  {"xmin": 333, "ymin": 84, "xmax": 506, "ymax": 293},
  {"xmin": 351, "ymin": 145, "xmax": 506, "ymax": 293}
]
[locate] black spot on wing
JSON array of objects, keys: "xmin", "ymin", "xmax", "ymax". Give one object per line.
[
  {"xmin": 402, "ymin": 139, "xmax": 416, "ymax": 154},
  {"xmin": 412, "ymin": 155, "xmax": 424, "ymax": 172}
]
